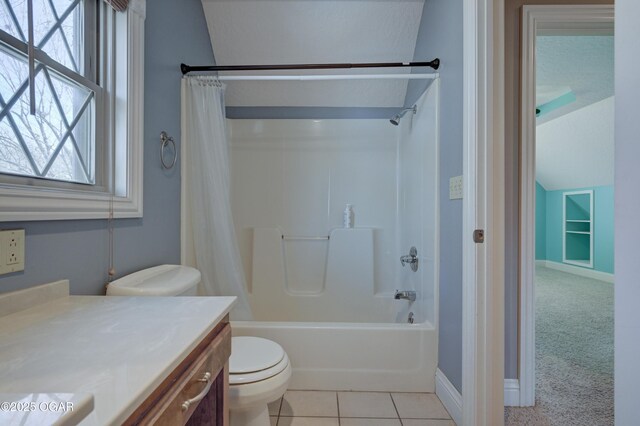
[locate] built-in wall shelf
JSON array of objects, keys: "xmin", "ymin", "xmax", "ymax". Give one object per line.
[{"xmin": 563, "ymin": 190, "xmax": 594, "ymax": 268}]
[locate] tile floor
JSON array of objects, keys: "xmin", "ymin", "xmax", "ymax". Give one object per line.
[{"xmin": 268, "ymin": 390, "xmax": 456, "ymax": 426}]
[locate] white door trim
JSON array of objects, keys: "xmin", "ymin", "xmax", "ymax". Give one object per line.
[
  {"xmin": 462, "ymin": 0, "xmax": 505, "ymax": 424},
  {"xmin": 504, "ymin": 379, "xmax": 521, "ymax": 407},
  {"xmin": 519, "ymin": 4, "xmax": 614, "ymax": 407}
]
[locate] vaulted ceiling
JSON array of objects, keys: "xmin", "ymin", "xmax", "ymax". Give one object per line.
[
  {"xmin": 536, "ymin": 96, "xmax": 614, "ymax": 191},
  {"xmin": 536, "ymin": 35, "xmax": 614, "ymax": 124},
  {"xmin": 200, "ymin": 0, "xmax": 426, "ymax": 108},
  {"xmin": 536, "ymin": 36, "xmax": 614, "ymax": 191}
]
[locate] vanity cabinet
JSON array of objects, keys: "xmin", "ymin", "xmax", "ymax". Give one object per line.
[{"xmin": 124, "ymin": 316, "xmax": 232, "ymax": 426}]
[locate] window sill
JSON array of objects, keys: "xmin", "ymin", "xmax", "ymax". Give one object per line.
[{"xmin": 0, "ymin": 183, "xmax": 143, "ymax": 221}]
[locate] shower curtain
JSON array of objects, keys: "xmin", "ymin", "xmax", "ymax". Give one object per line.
[{"xmin": 180, "ymin": 77, "xmax": 252, "ymax": 320}]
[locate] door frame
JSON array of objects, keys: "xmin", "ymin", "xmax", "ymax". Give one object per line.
[
  {"xmin": 462, "ymin": 0, "xmax": 505, "ymax": 424},
  {"xmin": 518, "ymin": 4, "xmax": 615, "ymax": 406}
]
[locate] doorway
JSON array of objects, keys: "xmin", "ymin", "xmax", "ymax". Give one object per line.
[{"xmin": 512, "ymin": 5, "xmax": 615, "ymax": 425}]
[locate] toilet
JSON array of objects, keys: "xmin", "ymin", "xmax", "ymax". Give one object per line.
[
  {"xmin": 107, "ymin": 264, "xmax": 292, "ymax": 426},
  {"xmin": 228, "ymin": 336, "xmax": 291, "ymax": 426}
]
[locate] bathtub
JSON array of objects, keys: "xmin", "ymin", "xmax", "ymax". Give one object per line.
[
  {"xmin": 232, "ymin": 226, "xmax": 439, "ymax": 392},
  {"xmin": 231, "ymin": 320, "xmax": 437, "ymax": 392}
]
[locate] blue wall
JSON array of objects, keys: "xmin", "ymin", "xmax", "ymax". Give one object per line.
[
  {"xmin": 0, "ymin": 0, "xmax": 215, "ymax": 295},
  {"xmin": 536, "ymin": 182, "xmax": 547, "ymax": 260},
  {"xmin": 409, "ymin": 0, "xmax": 464, "ymax": 392},
  {"xmin": 535, "ymin": 183, "xmax": 614, "ymax": 274}
]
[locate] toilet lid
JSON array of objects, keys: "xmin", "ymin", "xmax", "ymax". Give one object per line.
[
  {"xmin": 230, "ymin": 337, "xmax": 285, "ymax": 374},
  {"xmin": 229, "ymin": 352, "xmax": 289, "ymax": 385}
]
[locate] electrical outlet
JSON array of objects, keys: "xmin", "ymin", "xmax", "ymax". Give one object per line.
[
  {"xmin": 449, "ymin": 175, "xmax": 463, "ymax": 200},
  {"xmin": 0, "ymin": 229, "xmax": 25, "ymax": 275}
]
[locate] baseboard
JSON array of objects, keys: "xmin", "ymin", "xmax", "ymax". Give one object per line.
[
  {"xmin": 536, "ymin": 260, "xmax": 614, "ymax": 283},
  {"xmin": 435, "ymin": 369, "xmax": 462, "ymax": 426},
  {"xmin": 504, "ymin": 379, "xmax": 520, "ymax": 406}
]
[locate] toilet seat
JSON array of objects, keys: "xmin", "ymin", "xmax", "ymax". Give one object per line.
[
  {"xmin": 229, "ymin": 337, "xmax": 289, "ymax": 385},
  {"xmin": 230, "ymin": 352, "xmax": 290, "ymax": 385}
]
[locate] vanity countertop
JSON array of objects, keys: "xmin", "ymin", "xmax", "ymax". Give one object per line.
[{"xmin": 0, "ymin": 280, "xmax": 236, "ymax": 425}]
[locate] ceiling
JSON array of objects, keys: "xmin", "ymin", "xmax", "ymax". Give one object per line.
[
  {"xmin": 535, "ymin": 35, "xmax": 614, "ymax": 190},
  {"xmin": 536, "ymin": 96, "xmax": 614, "ymax": 191},
  {"xmin": 200, "ymin": 0, "xmax": 425, "ymax": 108},
  {"xmin": 536, "ymin": 35, "xmax": 614, "ymax": 124}
]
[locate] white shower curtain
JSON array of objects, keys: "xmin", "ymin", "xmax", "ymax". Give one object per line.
[{"xmin": 180, "ymin": 77, "xmax": 252, "ymax": 320}]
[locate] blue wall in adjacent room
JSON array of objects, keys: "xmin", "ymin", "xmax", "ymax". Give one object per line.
[
  {"xmin": 536, "ymin": 182, "xmax": 547, "ymax": 260},
  {"xmin": 535, "ymin": 182, "xmax": 614, "ymax": 274},
  {"xmin": 544, "ymin": 187, "xmax": 563, "ymax": 263},
  {"xmin": 0, "ymin": 0, "xmax": 215, "ymax": 294},
  {"xmin": 408, "ymin": 0, "xmax": 464, "ymax": 392}
]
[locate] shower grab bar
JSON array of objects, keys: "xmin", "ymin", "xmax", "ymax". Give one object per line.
[{"xmin": 282, "ymin": 235, "xmax": 330, "ymax": 241}]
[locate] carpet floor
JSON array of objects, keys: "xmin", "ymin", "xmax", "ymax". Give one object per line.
[{"xmin": 505, "ymin": 265, "xmax": 614, "ymax": 425}]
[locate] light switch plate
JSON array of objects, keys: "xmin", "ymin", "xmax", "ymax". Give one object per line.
[
  {"xmin": 449, "ymin": 175, "xmax": 463, "ymax": 200},
  {"xmin": 0, "ymin": 229, "xmax": 25, "ymax": 275}
]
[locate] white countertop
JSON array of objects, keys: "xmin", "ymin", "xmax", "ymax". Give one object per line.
[{"xmin": 0, "ymin": 280, "xmax": 236, "ymax": 425}]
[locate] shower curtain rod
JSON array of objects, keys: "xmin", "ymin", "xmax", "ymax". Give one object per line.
[
  {"xmin": 180, "ymin": 58, "xmax": 440, "ymax": 75},
  {"xmin": 208, "ymin": 73, "xmax": 438, "ymax": 81}
]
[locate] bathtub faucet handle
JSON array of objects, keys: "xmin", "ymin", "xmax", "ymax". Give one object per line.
[
  {"xmin": 400, "ymin": 254, "xmax": 417, "ymax": 265},
  {"xmin": 394, "ymin": 290, "xmax": 417, "ymax": 302},
  {"xmin": 400, "ymin": 246, "xmax": 419, "ymax": 272}
]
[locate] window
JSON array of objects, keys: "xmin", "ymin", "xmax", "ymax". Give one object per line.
[
  {"xmin": 0, "ymin": 0, "xmax": 100, "ymax": 185},
  {"xmin": 0, "ymin": 0, "xmax": 145, "ymax": 221}
]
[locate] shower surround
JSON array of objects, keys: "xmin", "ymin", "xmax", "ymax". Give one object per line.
[{"xmin": 228, "ymin": 83, "xmax": 440, "ymax": 391}]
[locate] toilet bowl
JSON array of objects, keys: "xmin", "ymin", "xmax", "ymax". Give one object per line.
[
  {"xmin": 106, "ymin": 265, "xmax": 291, "ymax": 426},
  {"xmin": 228, "ymin": 336, "xmax": 292, "ymax": 426}
]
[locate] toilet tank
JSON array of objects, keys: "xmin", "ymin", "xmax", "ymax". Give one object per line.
[{"xmin": 106, "ymin": 265, "xmax": 201, "ymax": 297}]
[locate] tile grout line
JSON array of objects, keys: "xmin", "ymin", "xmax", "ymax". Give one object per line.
[
  {"xmin": 389, "ymin": 392, "xmax": 404, "ymax": 426},
  {"xmin": 276, "ymin": 396, "xmax": 283, "ymax": 426},
  {"xmin": 336, "ymin": 391, "xmax": 341, "ymax": 426}
]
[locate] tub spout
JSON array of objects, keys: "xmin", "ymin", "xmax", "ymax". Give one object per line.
[{"xmin": 394, "ymin": 290, "xmax": 417, "ymax": 302}]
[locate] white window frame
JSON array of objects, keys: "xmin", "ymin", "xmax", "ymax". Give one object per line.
[{"xmin": 0, "ymin": 0, "xmax": 145, "ymax": 221}]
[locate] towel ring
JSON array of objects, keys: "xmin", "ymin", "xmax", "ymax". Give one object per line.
[{"xmin": 160, "ymin": 131, "xmax": 177, "ymax": 169}]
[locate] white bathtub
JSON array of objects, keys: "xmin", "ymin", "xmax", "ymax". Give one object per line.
[{"xmin": 231, "ymin": 320, "xmax": 437, "ymax": 392}]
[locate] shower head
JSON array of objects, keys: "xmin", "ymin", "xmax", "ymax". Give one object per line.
[{"xmin": 390, "ymin": 105, "xmax": 417, "ymax": 126}]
